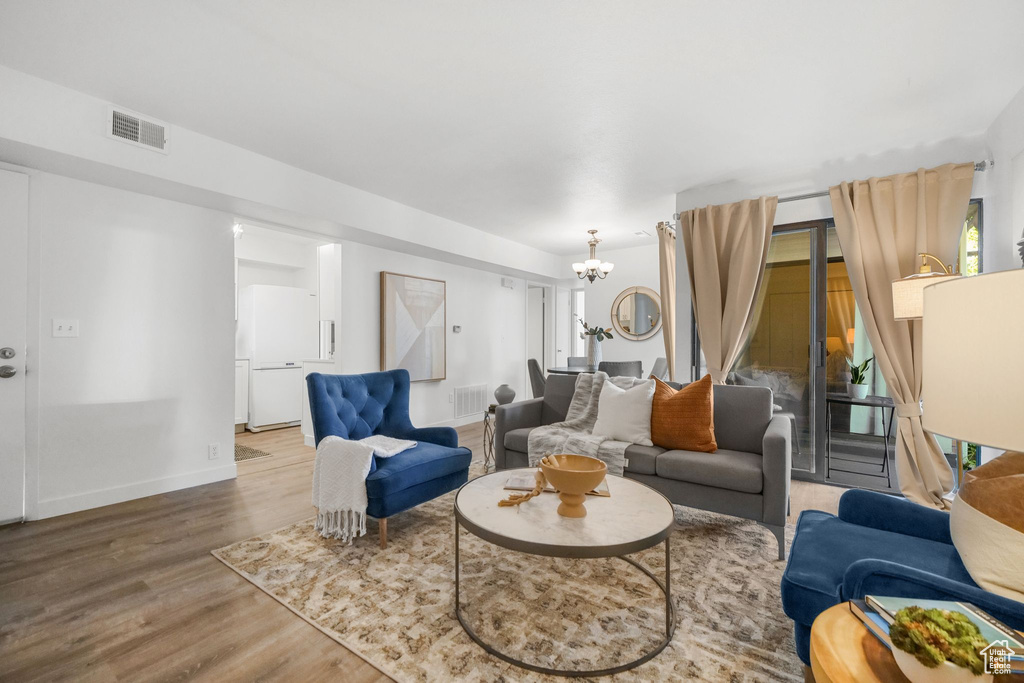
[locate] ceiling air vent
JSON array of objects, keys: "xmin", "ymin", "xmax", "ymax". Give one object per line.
[{"xmin": 107, "ymin": 106, "xmax": 169, "ymax": 153}]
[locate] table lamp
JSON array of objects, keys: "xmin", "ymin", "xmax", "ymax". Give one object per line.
[
  {"xmin": 922, "ymin": 269, "xmax": 1024, "ymax": 485},
  {"xmin": 892, "ymin": 252, "xmax": 960, "ymax": 320}
]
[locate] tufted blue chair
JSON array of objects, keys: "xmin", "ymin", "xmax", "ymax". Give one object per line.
[{"xmin": 306, "ymin": 369, "xmax": 472, "ymax": 548}]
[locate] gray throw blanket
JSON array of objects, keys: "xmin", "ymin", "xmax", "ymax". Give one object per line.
[{"xmin": 527, "ymin": 371, "xmax": 647, "ymax": 476}]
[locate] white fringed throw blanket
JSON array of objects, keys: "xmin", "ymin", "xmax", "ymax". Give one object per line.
[
  {"xmin": 527, "ymin": 371, "xmax": 647, "ymax": 476},
  {"xmin": 312, "ymin": 435, "xmax": 416, "ymax": 543}
]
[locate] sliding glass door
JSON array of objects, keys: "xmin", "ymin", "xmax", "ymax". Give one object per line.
[{"xmin": 730, "ymin": 225, "xmax": 822, "ymax": 473}]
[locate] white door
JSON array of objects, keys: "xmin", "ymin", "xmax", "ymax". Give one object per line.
[
  {"xmin": 555, "ymin": 287, "xmax": 570, "ymax": 367},
  {"xmin": 0, "ymin": 169, "xmax": 29, "ymax": 524}
]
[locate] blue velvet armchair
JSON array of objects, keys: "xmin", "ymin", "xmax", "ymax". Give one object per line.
[
  {"xmin": 306, "ymin": 369, "xmax": 471, "ymax": 548},
  {"xmin": 781, "ymin": 489, "xmax": 1024, "ymax": 665}
]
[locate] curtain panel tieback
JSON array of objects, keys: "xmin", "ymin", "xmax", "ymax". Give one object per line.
[{"xmin": 895, "ymin": 402, "xmax": 923, "ymax": 419}]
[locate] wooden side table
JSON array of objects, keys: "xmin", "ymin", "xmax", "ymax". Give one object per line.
[
  {"xmin": 810, "ymin": 602, "xmax": 1021, "ymax": 682},
  {"xmin": 809, "ymin": 603, "xmax": 908, "ymax": 682}
]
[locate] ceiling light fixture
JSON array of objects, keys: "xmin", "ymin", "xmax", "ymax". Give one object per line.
[{"xmin": 571, "ymin": 230, "xmax": 614, "ymax": 283}]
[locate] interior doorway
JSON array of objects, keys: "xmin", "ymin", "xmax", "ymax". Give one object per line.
[
  {"xmin": 232, "ymin": 222, "xmax": 341, "ymax": 461},
  {"xmin": 526, "ymin": 285, "xmax": 546, "ymax": 369}
]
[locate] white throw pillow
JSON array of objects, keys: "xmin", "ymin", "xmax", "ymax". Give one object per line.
[{"xmin": 592, "ymin": 379, "xmax": 655, "ymax": 446}]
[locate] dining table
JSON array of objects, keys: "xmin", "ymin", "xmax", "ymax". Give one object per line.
[{"xmin": 546, "ymin": 365, "xmax": 597, "ymax": 375}]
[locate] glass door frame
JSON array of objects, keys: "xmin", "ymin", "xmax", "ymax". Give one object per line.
[{"xmin": 688, "ymin": 219, "xmax": 832, "ymax": 483}]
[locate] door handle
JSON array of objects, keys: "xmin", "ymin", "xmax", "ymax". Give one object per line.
[{"xmin": 0, "ymin": 365, "xmax": 16, "ymax": 379}]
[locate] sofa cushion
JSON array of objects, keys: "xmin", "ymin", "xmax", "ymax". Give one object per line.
[
  {"xmin": 650, "ymin": 375, "xmax": 716, "ymax": 452},
  {"xmin": 541, "ymin": 374, "xmax": 576, "ymax": 424},
  {"xmin": 712, "ymin": 384, "xmax": 773, "ymax": 454},
  {"xmin": 624, "ymin": 444, "xmax": 664, "ymax": 475},
  {"xmin": 656, "ymin": 448, "xmax": 763, "ymax": 494},
  {"xmin": 365, "ymin": 442, "xmax": 472, "ymax": 499},
  {"xmin": 503, "ymin": 427, "xmax": 533, "ymax": 453},
  {"xmin": 592, "ymin": 379, "xmax": 655, "ymax": 446},
  {"xmin": 781, "ymin": 510, "xmax": 974, "ymax": 627}
]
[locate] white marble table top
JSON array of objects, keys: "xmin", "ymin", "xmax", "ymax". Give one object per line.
[{"xmin": 454, "ymin": 468, "xmax": 675, "ymax": 558}]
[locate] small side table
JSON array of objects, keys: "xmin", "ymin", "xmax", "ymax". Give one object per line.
[
  {"xmin": 481, "ymin": 404, "xmax": 496, "ymax": 472},
  {"xmin": 810, "ymin": 603, "xmax": 907, "ymax": 683},
  {"xmin": 810, "ymin": 602, "xmax": 1022, "ymax": 682}
]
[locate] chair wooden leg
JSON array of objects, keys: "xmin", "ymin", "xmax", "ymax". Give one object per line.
[{"xmin": 379, "ymin": 518, "xmax": 387, "ymax": 549}]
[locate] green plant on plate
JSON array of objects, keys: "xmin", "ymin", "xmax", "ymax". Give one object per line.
[
  {"xmin": 889, "ymin": 606, "xmax": 988, "ymax": 675},
  {"xmin": 578, "ymin": 318, "xmax": 614, "ymax": 341},
  {"xmin": 846, "ymin": 356, "xmax": 874, "ymax": 385}
]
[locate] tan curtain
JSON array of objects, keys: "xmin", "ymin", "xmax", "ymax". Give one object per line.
[
  {"xmin": 656, "ymin": 221, "xmax": 677, "ymax": 380},
  {"xmin": 680, "ymin": 197, "xmax": 778, "ymax": 384},
  {"xmin": 829, "ymin": 163, "xmax": 974, "ymax": 508}
]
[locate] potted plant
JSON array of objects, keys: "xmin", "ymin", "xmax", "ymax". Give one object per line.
[
  {"xmin": 578, "ymin": 318, "xmax": 613, "ymax": 368},
  {"xmin": 889, "ymin": 606, "xmax": 992, "ymax": 683},
  {"xmin": 846, "ymin": 357, "xmax": 873, "ymax": 399}
]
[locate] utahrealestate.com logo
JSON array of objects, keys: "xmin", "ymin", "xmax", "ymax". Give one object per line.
[{"xmin": 981, "ymin": 640, "xmax": 1014, "ymax": 675}]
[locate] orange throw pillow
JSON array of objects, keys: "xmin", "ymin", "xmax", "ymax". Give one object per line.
[{"xmin": 649, "ymin": 375, "xmax": 717, "ymax": 452}]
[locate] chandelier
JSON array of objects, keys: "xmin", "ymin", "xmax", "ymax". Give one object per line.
[{"xmin": 571, "ymin": 230, "xmax": 615, "ymax": 283}]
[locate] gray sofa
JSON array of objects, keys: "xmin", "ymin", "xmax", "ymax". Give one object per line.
[{"xmin": 494, "ymin": 374, "xmax": 792, "ymax": 559}]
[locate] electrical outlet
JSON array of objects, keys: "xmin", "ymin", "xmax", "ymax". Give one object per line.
[
  {"xmin": 52, "ymin": 318, "xmax": 80, "ymax": 337},
  {"xmin": 449, "ymin": 393, "xmax": 454, "ymax": 403},
  {"xmin": 208, "ymin": 443, "xmax": 220, "ymax": 460}
]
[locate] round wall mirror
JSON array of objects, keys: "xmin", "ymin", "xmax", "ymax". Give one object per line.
[{"xmin": 610, "ymin": 286, "xmax": 662, "ymax": 341}]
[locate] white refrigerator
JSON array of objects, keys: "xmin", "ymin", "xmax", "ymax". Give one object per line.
[{"xmin": 237, "ymin": 285, "xmax": 318, "ymax": 430}]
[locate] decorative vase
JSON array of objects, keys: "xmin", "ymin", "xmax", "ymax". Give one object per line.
[
  {"xmin": 847, "ymin": 382, "xmax": 868, "ymax": 399},
  {"xmin": 892, "ymin": 648, "xmax": 991, "ymax": 683},
  {"xmin": 494, "ymin": 384, "xmax": 515, "ymax": 405},
  {"xmin": 538, "ymin": 454, "xmax": 608, "ymax": 518},
  {"xmin": 585, "ymin": 335, "xmax": 601, "ymax": 368}
]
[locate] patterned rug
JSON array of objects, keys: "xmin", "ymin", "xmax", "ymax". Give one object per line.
[
  {"xmin": 234, "ymin": 443, "xmax": 272, "ymax": 462},
  {"xmin": 213, "ymin": 481, "xmax": 800, "ymax": 682}
]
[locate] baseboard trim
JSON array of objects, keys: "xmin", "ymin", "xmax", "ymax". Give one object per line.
[
  {"xmin": 33, "ymin": 463, "xmax": 238, "ymax": 520},
  {"xmin": 425, "ymin": 414, "xmax": 485, "ymax": 429}
]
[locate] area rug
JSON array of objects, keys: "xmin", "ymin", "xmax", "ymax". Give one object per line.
[
  {"xmin": 234, "ymin": 443, "xmax": 272, "ymax": 462},
  {"xmin": 213, "ymin": 487, "xmax": 799, "ymax": 681}
]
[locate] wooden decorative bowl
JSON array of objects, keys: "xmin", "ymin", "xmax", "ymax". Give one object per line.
[{"xmin": 539, "ymin": 454, "xmax": 607, "ymax": 518}]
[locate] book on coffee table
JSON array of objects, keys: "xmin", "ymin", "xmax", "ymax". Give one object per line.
[{"xmin": 503, "ymin": 473, "xmax": 610, "ymax": 497}]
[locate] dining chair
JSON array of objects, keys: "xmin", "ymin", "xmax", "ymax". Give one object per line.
[
  {"xmin": 597, "ymin": 360, "xmax": 643, "ymax": 378},
  {"xmin": 527, "ymin": 358, "xmax": 546, "ymax": 398},
  {"xmin": 650, "ymin": 357, "xmax": 669, "ymax": 380},
  {"xmin": 567, "ymin": 356, "xmax": 587, "ymax": 368}
]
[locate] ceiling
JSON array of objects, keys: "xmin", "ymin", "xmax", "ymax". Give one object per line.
[{"xmin": 1, "ymin": 1, "xmax": 1023, "ymax": 254}]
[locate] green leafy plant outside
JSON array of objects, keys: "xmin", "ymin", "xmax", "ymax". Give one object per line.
[
  {"xmin": 846, "ymin": 356, "xmax": 874, "ymax": 385},
  {"xmin": 578, "ymin": 318, "xmax": 614, "ymax": 342},
  {"xmin": 889, "ymin": 606, "xmax": 988, "ymax": 674}
]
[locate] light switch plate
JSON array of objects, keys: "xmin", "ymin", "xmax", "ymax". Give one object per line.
[{"xmin": 52, "ymin": 319, "xmax": 80, "ymax": 337}]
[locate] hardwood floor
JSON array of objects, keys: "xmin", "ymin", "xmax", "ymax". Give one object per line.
[{"xmin": 0, "ymin": 422, "xmax": 843, "ymax": 682}]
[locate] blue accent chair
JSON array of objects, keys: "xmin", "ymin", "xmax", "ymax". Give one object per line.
[
  {"xmin": 306, "ymin": 369, "xmax": 472, "ymax": 548},
  {"xmin": 781, "ymin": 489, "xmax": 1024, "ymax": 665}
]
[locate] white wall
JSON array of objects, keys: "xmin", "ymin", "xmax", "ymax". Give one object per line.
[
  {"xmin": 527, "ymin": 287, "xmax": 545, "ymax": 367},
  {"xmin": 571, "ymin": 243, "xmax": 664, "ymax": 376},
  {"xmin": 26, "ymin": 172, "xmax": 235, "ymax": 519},
  {"xmin": 0, "ymin": 65, "xmax": 564, "ymax": 281},
  {"xmin": 983, "ymin": 84, "xmax": 1024, "ymax": 273},
  {"xmin": 337, "ymin": 242, "xmax": 528, "ymax": 427}
]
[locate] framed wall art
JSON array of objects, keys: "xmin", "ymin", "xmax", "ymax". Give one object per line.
[{"xmin": 380, "ymin": 271, "xmax": 446, "ymax": 382}]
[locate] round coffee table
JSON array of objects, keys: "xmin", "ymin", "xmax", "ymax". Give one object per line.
[{"xmin": 453, "ymin": 468, "xmax": 676, "ymax": 677}]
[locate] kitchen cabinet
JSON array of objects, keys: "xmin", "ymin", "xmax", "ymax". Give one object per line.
[{"xmin": 234, "ymin": 359, "xmax": 249, "ymax": 426}]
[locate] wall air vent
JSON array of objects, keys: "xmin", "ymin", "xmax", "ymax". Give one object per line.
[
  {"xmin": 454, "ymin": 384, "xmax": 488, "ymax": 419},
  {"xmin": 107, "ymin": 106, "xmax": 169, "ymax": 153}
]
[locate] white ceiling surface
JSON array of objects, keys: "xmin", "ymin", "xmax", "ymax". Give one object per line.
[{"xmin": 1, "ymin": 1, "xmax": 1023, "ymax": 254}]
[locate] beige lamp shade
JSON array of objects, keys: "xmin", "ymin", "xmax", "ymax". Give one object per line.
[
  {"xmin": 892, "ymin": 272, "xmax": 960, "ymax": 320},
  {"xmin": 921, "ymin": 269, "xmax": 1024, "ymax": 451}
]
